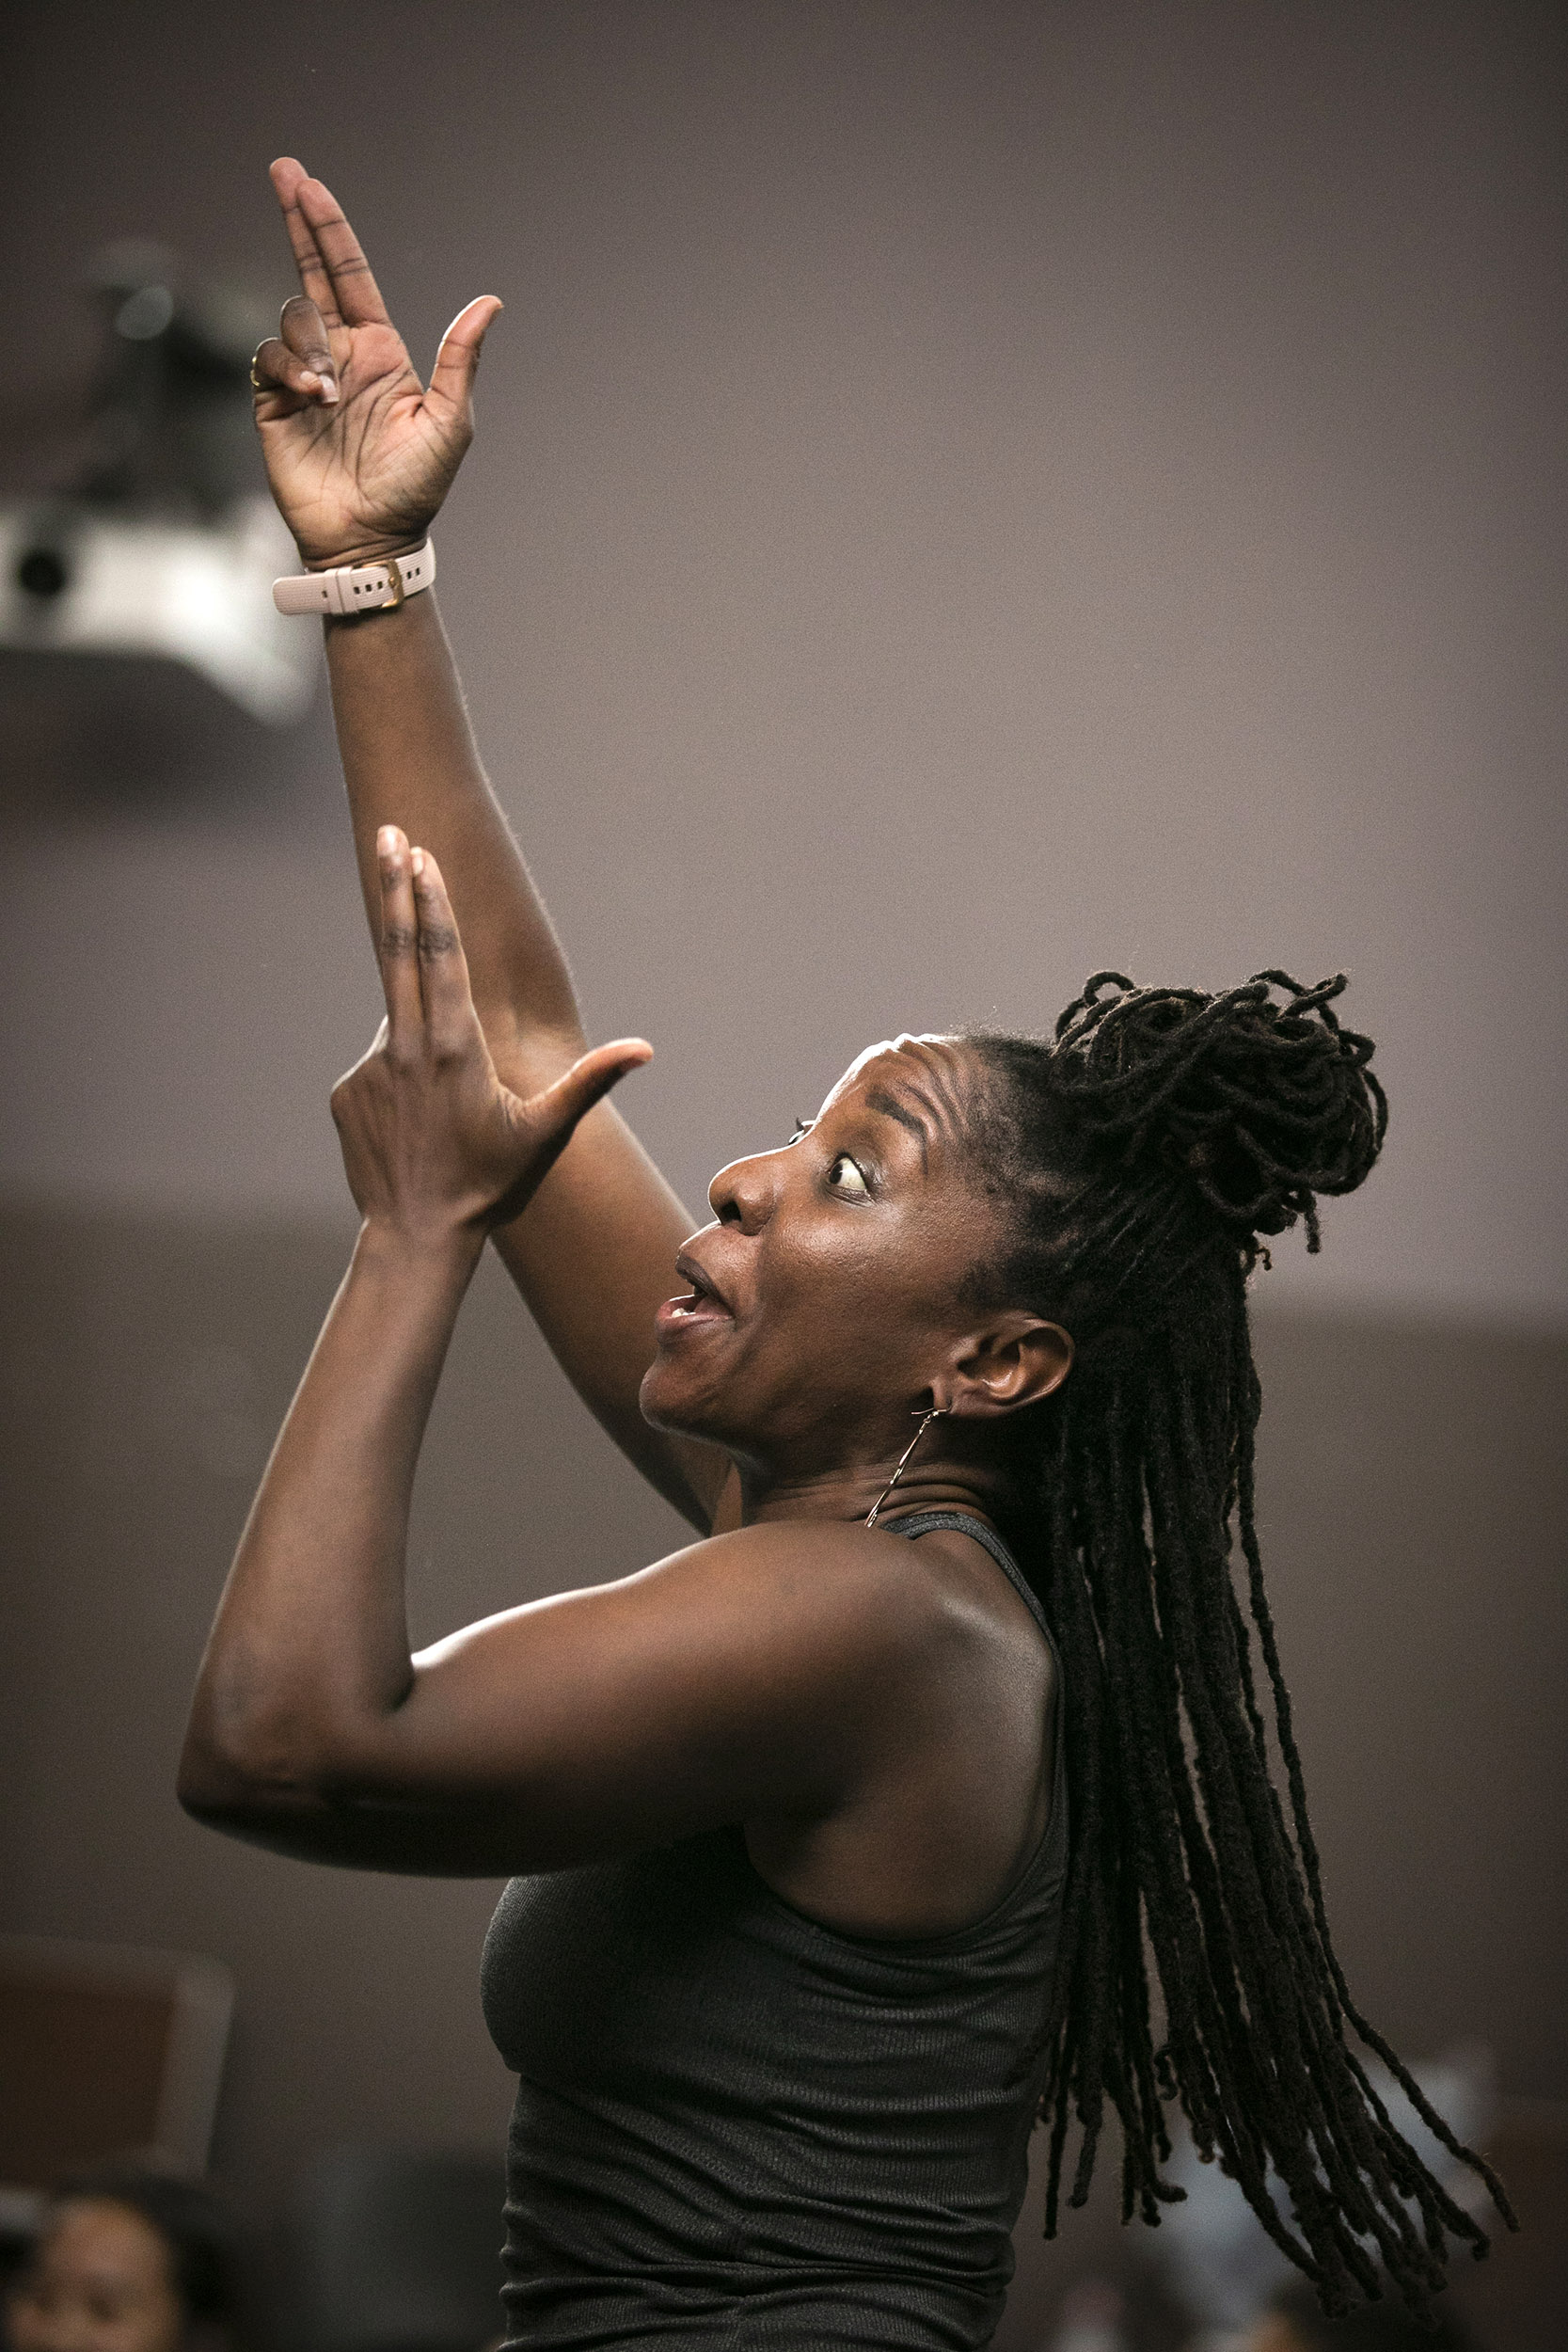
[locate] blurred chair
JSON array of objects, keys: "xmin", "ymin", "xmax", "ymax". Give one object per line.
[
  {"xmin": 286, "ymin": 2146, "xmax": 507, "ymax": 2352},
  {"xmin": 0, "ymin": 1933, "xmax": 233, "ymax": 2194}
]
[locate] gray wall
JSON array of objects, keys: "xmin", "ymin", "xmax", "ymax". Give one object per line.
[
  {"xmin": 2, "ymin": 0, "xmax": 1563, "ymax": 1322},
  {"xmin": 2, "ymin": 1, "xmax": 1563, "ymax": 2330}
]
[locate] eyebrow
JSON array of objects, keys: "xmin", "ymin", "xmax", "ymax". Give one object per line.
[{"xmin": 864, "ymin": 1086, "xmax": 933, "ymax": 1168}]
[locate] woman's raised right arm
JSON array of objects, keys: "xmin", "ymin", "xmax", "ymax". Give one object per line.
[{"xmin": 252, "ymin": 161, "xmax": 728, "ymax": 1531}]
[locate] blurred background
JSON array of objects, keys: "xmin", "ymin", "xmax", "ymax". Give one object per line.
[{"xmin": 0, "ymin": 5, "xmax": 1562, "ymax": 2349}]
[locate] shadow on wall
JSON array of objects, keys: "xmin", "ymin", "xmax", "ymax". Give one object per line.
[{"xmin": 0, "ymin": 1200, "xmax": 1563, "ymax": 2244}]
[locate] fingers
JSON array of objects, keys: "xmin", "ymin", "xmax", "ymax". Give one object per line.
[
  {"xmin": 376, "ymin": 828, "xmax": 424, "ymax": 1050},
  {"xmin": 426, "ymin": 296, "xmax": 504, "ymax": 429},
  {"xmin": 270, "ymin": 158, "xmax": 389, "ymax": 328},
  {"xmin": 287, "ymin": 167, "xmax": 392, "ymax": 327},
  {"xmin": 250, "ymin": 325, "xmax": 338, "ymax": 410},
  {"xmin": 373, "ymin": 834, "xmax": 648, "ymax": 1168},
  {"xmin": 405, "ymin": 847, "xmax": 479, "ymax": 1057},
  {"xmin": 277, "ymin": 296, "xmax": 340, "ymax": 399},
  {"xmin": 270, "ymin": 156, "xmax": 341, "ymax": 325}
]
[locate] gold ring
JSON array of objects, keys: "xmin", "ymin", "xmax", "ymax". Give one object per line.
[{"xmin": 249, "ymin": 352, "xmax": 267, "ymax": 392}]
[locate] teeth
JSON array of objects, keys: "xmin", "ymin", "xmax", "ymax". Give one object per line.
[{"xmin": 669, "ymin": 1285, "xmax": 725, "ymax": 1318}]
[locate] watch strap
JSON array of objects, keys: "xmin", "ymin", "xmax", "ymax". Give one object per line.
[{"xmin": 272, "ymin": 541, "xmax": 436, "ymax": 617}]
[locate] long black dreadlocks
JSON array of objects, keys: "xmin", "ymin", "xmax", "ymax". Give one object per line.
[{"xmin": 961, "ymin": 971, "xmax": 1514, "ymax": 2319}]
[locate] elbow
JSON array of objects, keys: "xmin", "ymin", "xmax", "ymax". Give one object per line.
[
  {"xmin": 176, "ymin": 1737, "xmax": 260, "ymax": 1827},
  {"xmin": 178, "ymin": 1651, "xmax": 411, "ymax": 1839},
  {"xmin": 176, "ymin": 1700, "xmax": 330, "ymax": 1830}
]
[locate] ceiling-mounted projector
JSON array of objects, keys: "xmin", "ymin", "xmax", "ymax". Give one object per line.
[{"xmin": 0, "ymin": 243, "xmax": 315, "ymax": 724}]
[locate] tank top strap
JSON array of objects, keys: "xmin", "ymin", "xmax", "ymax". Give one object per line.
[
  {"xmin": 886, "ymin": 1509, "xmax": 1051, "ymax": 1639},
  {"xmin": 886, "ymin": 1510, "xmax": 1067, "ymax": 1867}
]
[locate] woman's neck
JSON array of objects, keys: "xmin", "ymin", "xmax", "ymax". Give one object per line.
[{"xmin": 739, "ymin": 1450, "xmax": 1007, "ymax": 1532}]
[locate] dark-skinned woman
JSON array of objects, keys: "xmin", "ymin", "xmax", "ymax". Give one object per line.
[
  {"xmin": 7, "ymin": 2168, "xmax": 245, "ymax": 2352},
  {"xmin": 180, "ymin": 161, "xmax": 1509, "ymax": 2350}
]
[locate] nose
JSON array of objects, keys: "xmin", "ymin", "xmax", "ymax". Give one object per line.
[{"xmin": 707, "ymin": 1146, "xmax": 783, "ymax": 1232}]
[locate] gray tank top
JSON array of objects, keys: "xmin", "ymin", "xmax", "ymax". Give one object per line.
[{"xmin": 481, "ymin": 1512, "xmax": 1068, "ymax": 2349}]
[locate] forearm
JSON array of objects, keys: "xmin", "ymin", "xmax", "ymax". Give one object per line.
[
  {"xmin": 180, "ymin": 1220, "xmax": 482, "ymax": 1809},
  {"xmin": 325, "ymin": 592, "xmax": 582, "ymax": 1076},
  {"xmin": 326, "ymin": 590, "xmax": 714, "ymax": 1522}
]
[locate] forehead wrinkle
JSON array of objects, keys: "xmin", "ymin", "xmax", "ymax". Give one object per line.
[
  {"xmin": 895, "ymin": 1038, "xmax": 972, "ymax": 1146},
  {"xmin": 832, "ymin": 1037, "xmax": 977, "ymax": 1164},
  {"xmin": 863, "ymin": 1086, "xmax": 930, "ymax": 1169},
  {"xmin": 924, "ymin": 1063, "xmax": 967, "ymax": 1142}
]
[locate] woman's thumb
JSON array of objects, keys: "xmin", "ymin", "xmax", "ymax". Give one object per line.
[
  {"xmin": 429, "ymin": 295, "xmax": 504, "ymax": 417},
  {"xmin": 533, "ymin": 1040, "xmax": 653, "ymax": 1146}
]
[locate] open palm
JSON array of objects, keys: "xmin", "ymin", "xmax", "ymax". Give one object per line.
[{"xmin": 252, "ymin": 158, "xmax": 502, "ymax": 569}]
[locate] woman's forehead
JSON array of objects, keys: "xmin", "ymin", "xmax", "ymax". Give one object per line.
[
  {"xmin": 817, "ymin": 1036, "xmax": 980, "ymax": 1171},
  {"xmin": 821, "ymin": 1032, "xmax": 973, "ymax": 1111}
]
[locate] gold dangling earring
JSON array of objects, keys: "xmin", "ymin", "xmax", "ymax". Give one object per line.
[{"xmin": 864, "ymin": 1405, "xmax": 949, "ymax": 1529}]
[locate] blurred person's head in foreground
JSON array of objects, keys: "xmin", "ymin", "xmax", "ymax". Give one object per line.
[
  {"xmin": 1252, "ymin": 2277, "xmax": 1479, "ymax": 2352},
  {"xmin": 4, "ymin": 2163, "xmax": 243, "ymax": 2352}
]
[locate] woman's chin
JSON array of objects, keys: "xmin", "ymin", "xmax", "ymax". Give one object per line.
[{"xmin": 638, "ymin": 1358, "xmax": 716, "ymax": 1438}]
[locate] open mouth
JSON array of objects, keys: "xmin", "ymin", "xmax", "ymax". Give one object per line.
[{"xmin": 659, "ymin": 1251, "xmax": 736, "ymax": 1328}]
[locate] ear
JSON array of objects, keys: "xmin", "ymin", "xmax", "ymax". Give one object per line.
[{"xmin": 941, "ymin": 1312, "xmax": 1073, "ymax": 1418}]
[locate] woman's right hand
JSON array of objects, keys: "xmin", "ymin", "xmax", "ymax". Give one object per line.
[
  {"xmin": 250, "ymin": 158, "xmax": 502, "ymax": 570},
  {"xmin": 331, "ymin": 829, "xmax": 652, "ymax": 1245}
]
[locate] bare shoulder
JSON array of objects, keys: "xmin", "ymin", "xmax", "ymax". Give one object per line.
[
  {"xmin": 622, "ymin": 1515, "xmax": 1038, "ymax": 1699},
  {"xmin": 886, "ymin": 1520, "xmax": 1055, "ymax": 1656},
  {"xmin": 728, "ymin": 1520, "xmax": 1058, "ymax": 1936},
  {"xmin": 639, "ymin": 1515, "xmax": 974, "ymax": 1628}
]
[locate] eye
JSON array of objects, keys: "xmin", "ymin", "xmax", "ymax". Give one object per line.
[{"xmin": 827, "ymin": 1152, "xmax": 870, "ymax": 1198}]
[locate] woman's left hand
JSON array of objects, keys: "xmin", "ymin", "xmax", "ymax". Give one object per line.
[{"xmin": 331, "ymin": 829, "xmax": 652, "ymax": 1245}]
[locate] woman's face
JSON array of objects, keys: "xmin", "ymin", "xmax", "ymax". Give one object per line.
[
  {"xmin": 641, "ymin": 1035, "xmax": 1009, "ymax": 1474},
  {"xmin": 7, "ymin": 2201, "xmax": 185, "ymax": 2352}
]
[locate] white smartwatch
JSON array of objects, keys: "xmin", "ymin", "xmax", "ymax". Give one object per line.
[{"xmin": 272, "ymin": 541, "xmax": 436, "ymax": 618}]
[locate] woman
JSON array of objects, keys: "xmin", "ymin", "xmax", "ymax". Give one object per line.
[
  {"xmin": 180, "ymin": 162, "xmax": 1509, "ymax": 2347},
  {"xmin": 6, "ymin": 2167, "xmax": 244, "ymax": 2352}
]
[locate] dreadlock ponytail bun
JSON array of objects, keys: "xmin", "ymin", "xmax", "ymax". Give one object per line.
[
  {"xmin": 1046, "ymin": 969, "xmax": 1388, "ymax": 1255},
  {"xmin": 960, "ymin": 978, "xmax": 1508, "ymax": 2313}
]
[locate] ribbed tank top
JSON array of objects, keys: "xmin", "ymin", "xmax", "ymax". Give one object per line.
[{"xmin": 481, "ymin": 1512, "xmax": 1068, "ymax": 2350}]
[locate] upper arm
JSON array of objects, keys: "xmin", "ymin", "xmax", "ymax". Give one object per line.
[
  {"xmin": 195, "ymin": 1527, "xmax": 929, "ymax": 1875},
  {"xmin": 486, "ymin": 1065, "xmax": 728, "ymax": 1533}
]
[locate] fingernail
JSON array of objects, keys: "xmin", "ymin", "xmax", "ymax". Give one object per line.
[
  {"xmin": 320, "ymin": 377, "xmax": 340, "ymax": 404},
  {"xmin": 377, "ymin": 826, "xmax": 398, "ymax": 856},
  {"xmin": 410, "ymin": 848, "xmax": 426, "ymax": 877}
]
